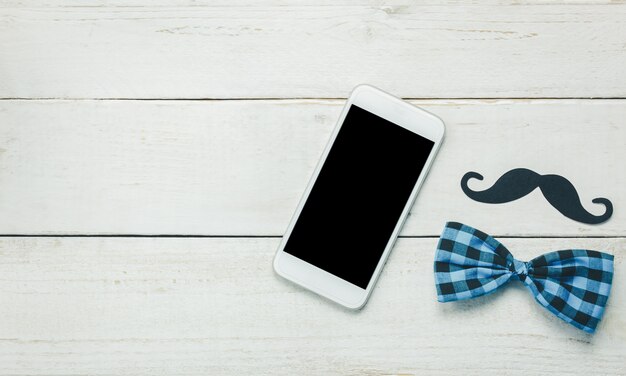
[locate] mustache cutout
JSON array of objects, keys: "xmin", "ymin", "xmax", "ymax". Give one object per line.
[{"xmin": 461, "ymin": 168, "xmax": 613, "ymax": 224}]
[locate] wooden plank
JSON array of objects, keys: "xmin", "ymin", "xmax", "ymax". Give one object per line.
[
  {"xmin": 1, "ymin": 3, "xmax": 625, "ymax": 99},
  {"xmin": 0, "ymin": 236, "xmax": 623, "ymax": 375},
  {"xmin": 0, "ymin": 99, "xmax": 624, "ymax": 236}
]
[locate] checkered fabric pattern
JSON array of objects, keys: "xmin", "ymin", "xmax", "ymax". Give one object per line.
[{"xmin": 434, "ymin": 222, "xmax": 614, "ymax": 333}]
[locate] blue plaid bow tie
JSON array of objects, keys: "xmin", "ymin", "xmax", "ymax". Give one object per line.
[{"xmin": 434, "ymin": 222, "xmax": 614, "ymax": 333}]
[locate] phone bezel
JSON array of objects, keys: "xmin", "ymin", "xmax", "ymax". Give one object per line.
[{"xmin": 273, "ymin": 84, "xmax": 445, "ymax": 309}]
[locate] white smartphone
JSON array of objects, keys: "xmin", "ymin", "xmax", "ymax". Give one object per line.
[{"xmin": 273, "ymin": 85, "xmax": 445, "ymax": 309}]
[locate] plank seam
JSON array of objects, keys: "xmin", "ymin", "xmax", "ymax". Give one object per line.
[
  {"xmin": 0, "ymin": 235, "xmax": 623, "ymax": 239},
  {"xmin": 2, "ymin": 97, "xmax": 626, "ymax": 101}
]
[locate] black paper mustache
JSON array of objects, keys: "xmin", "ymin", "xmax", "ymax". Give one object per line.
[{"xmin": 461, "ymin": 168, "xmax": 613, "ymax": 224}]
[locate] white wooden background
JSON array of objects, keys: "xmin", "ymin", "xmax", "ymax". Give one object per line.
[{"xmin": 1, "ymin": 1, "xmax": 625, "ymax": 375}]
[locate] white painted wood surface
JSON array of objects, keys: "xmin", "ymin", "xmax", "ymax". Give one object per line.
[
  {"xmin": 0, "ymin": 99, "xmax": 623, "ymax": 236},
  {"xmin": 1, "ymin": 1, "xmax": 625, "ymax": 374},
  {"xmin": 1, "ymin": 2, "xmax": 626, "ymax": 98},
  {"xmin": 0, "ymin": 237, "xmax": 624, "ymax": 375}
]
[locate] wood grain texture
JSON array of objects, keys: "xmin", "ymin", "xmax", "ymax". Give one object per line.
[
  {"xmin": 0, "ymin": 99, "xmax": 623, "ymax": 236},
  {"xmin": 0, "ymin": 236, "xmax": 623, "ymax": 375},
  {"xmin": 1, "ymin": 2, "xmax": 625, "ymax": 99},
  {"xmin": 1, "ymin": 1, "xmax": 625, "ymax": 374}
]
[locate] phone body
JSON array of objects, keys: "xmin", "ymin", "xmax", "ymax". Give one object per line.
[{"xmin": 273, "ymin": 85, "xmax": 445, "ymax": 309}]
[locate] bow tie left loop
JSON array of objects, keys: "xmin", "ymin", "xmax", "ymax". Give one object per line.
[{"xmin": 434, "ymin": 222, "xmax": 614, "ymax": 333}]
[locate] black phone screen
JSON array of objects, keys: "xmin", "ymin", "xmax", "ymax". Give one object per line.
[{"xmin": 283, "ymin": 105, "xmax": 435, "ymax": 289}]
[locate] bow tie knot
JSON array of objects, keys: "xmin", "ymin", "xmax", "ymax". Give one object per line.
[
  {"xmin": 510, "ymin": 259, "xmax": 529, "ymax": 280},
  {"xmin": 434, "ymin": 222, "xmax": 614, "ymax": 333}
]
